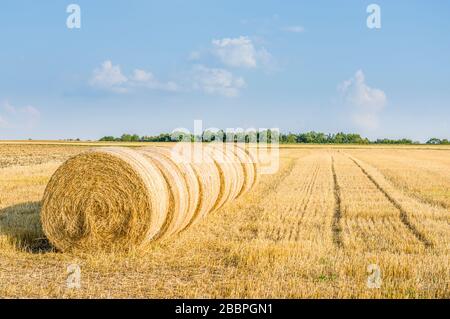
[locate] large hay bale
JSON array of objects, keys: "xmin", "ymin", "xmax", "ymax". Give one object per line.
[
  {"xmin": 187, "ymin": 148, "xmax": 221, "ymax": 224},
  {"xmin": 214, "ymin": 143, "xmax": 245, "ymax": 201},
  {"xmin": 203, "ymin": 144, "xmax": 237, "ymax": 210},
  {"xmin": 139, "ymin": 148, "xmax": 191, "ymax": 239},
  {"xmin": 232, "ymin": 144, "xmax": 256, "ymax": 198},
  {"xmin": 165, "ymin": 144, "xmax": 221, "ymax": 226},
  {"xmin": 140, "ymin": 146, "xmax": 202, "ymax": 231},
  {"xmin": 238, "ymin": 143, "xmax": 260, "ymax": 189},
  {"xmin": 41, "ymin": 147, "xmax": 169, "ymax": 252}
]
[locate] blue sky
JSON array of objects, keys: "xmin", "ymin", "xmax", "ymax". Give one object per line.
[{"xmin": 0, "ymin": 0, "xmax": 449, "ymax": 141}]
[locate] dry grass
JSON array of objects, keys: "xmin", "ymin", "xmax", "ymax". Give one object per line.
[{"xmin": 0, "ymin": 143, "xmax": 448, "ymax": 298}]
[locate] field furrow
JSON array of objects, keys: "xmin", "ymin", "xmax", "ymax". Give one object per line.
[
  {"xmin": 333, "ymin": 152, "xmax": 424, "ymax": 253},
  {"xmin": 348, "ymin": 156, "xmax": 433, "ymax": 248},
  {"xmin": 347, "ymin": 149, "xmax": 450, "ymax": 209},
  {"xmin": 331, "ymin": 155, "xmax": 343, "ymax": 248},
  {"xmin": 345, "ymin": 154, "xmax": 450, "ymax": 254}
]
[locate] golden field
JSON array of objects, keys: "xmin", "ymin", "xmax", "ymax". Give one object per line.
[{"xmin": 0, "ymin": 142, "xmax": 448, "ymax": 298}]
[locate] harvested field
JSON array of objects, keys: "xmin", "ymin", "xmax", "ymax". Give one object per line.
[{"xmin": 0, "ymin": 143, "xmax": 448, "ymax": 298}]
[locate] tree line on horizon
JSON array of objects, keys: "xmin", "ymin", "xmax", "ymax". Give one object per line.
[{"xmin": 99, "ymin": 131, "xmax": 450, "ymax": 145}]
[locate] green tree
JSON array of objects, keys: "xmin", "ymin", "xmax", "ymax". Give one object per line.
[
  {"xmin": 130, "ymin": 134, "xmax": 140, "ymax": 142},
  {"xmin": 285, "ymin": 133, "xmax": 298, "ymax": 144},
  {"xmin": 99, "ymin": 136, "xmax": 116, "ymax": 141},
  {"xmin": 120, "ymin": 134, "xmax": 132, "ymax": 142},
  {"xmin": 426, "ymin": 138, "xmax": 441, "ymax": 145}
]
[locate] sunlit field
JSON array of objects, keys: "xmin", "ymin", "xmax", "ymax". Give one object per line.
[{"xmin": 0, "ymin": 142, "xmax": 448, "ymax": 298}]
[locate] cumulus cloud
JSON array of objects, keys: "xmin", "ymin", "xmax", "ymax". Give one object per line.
[
  {"xmin": 89, "ymin": 60, "xmax": 179, "ymax": 93},
  {"xmin": 192, "ymin": 65, "xmax": 246, "ymax": 98},
  {"xmin": 211, "ymin": 36, "xmax": 271, "ymax": 69},
  {"xmin": 89, "ymin": 60, "xmax": 129, "ymax": 93},
  {"xmin": 339, "ymin": 70, "xmax": 387, "ymax": 129},
  {"xmin": 131, "ymin": 69, "xmax": 153, "ymax": 82},
  {"xmin": 130, "ymin": 69, "xmax": 179, "ymax": 92},
  {"xmin": 0, "ymin": 101, "xmax": 40, "ymax": 129},
  {"xmin": 281, "ymin": 25, "xmax": 305, "ymax": 33}
]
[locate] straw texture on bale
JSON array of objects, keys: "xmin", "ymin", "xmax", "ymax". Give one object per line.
[
  {"xmin": 139, "ymin": 149, "xmax": 190, "ymax": 239},
  {"xmin": 207, "ymin": 143, "xmax": 245, "ymax": 202},
  {"xmin": 140, "ymin": 146, "xmax": 202, "ymax": 230},
  {"xmin": 169, "ymin": 145, "xmax": 222, "ymax": 226},
  {"xmin": 41, "ymin": 144, "xmax": 260, "ymax": 252},
  {"xmin": 203, "ymin": 145, "xmax": 237, "ymax": 210},
  {"xmin": 237, "ymin": 143, "xmax": 260, "ymax": 191},
  {"xmin": 232, "ymin": 145, "xmax": 256, "ymax": 198},
  {"xmin": 41, "ymin": 147, "xmax": 169, "ymax": 252}
]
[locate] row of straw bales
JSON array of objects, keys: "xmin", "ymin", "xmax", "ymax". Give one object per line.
[{"xmin": 41, "ymin": 143, "xmax": 260, "ymax": 252}]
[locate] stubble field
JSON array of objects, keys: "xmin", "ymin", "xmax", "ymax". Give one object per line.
[{"xmin": 0, "ymin": 142, "xmax": 448, "ymax": 298}]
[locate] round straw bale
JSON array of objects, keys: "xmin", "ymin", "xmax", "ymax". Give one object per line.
[
  {"xmin": 206, "ymin": 143, "xmax": 243, "ymax": 206},
  {"xmin": 140, "ymin": 146, "xmax": 201, "ymax": 232},
  {"xmin": 237, "ymin": 143, "xmax": 260, "ymax": 189},
  {"xmin": 164, "ymin": 144, "xmax": 221, "ymax": 227},
  {"xmin": 139, "ymin": 148, "xmax": 189, "ymax": 239},
  {"xmin": 187, "ymin": 148, "xmax": 221, "ymax": 224},
  {"xmin": 41, "ymin": 147, "xmax": 169, "ymax": 252},
  {"xmin": 222, "ymin": 144, "xmax": 245, "ymax": 201},
  {"xmin": 232, "ymin": 144, "xmax": 255, "ymax": 198},
  {"xmin": 210, "ymin": 143, "xmax": 245, "ymax": 201},
  {"xmin": 202, "ymin": 144, "xmax": 235, "ymax": 210}
]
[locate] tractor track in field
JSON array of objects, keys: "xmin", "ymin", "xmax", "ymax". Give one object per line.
[
  {"xmin": 347, "ymin": 156, "xmax": 433, "ymax": 249},
  {"xmin": 331, "ymin": 155, "xmax": 344, "ymax": 248},
  {"xmin": 352, "ymin": 154, "xmax": 450, "ymax": 210}
]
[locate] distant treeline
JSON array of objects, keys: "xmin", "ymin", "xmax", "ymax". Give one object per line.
[{"xmin": 99, "ymin": 131, "xmax": 450, "ymax": 145}]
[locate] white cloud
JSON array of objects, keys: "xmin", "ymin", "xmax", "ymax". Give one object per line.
[
  {"xmin": 339, "ymin": 70, "xmax": 387, "ymax": 129},
  {"xmin": 130, "ymin": 69, "xmax": 179, "ymax": 92},
  {"xmin": 89, "ymin": 61, "xmax": 179, "ymax": 94},
  {"xmin": 282, "ymin": 25, "xmax": 305, "ymax": 33},
  {"xmin": 89, "ymin": 60, "xmax": 129, "ymax": 93},
  {"xmin": 192, "ymin": 65, "xmax": 246, "ymax": 98},
  {"xmin": 0, "ymin": 101, "xmax": 40, "ymax": 129},
  {"xmin": 211, "ymin": 36, "xmax": 271, "ymax": 68},
  {"xmin": 131, "ymin": 69, "xmax": 153, "ymax": 82}
]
